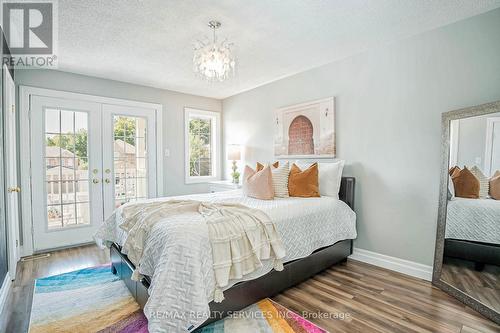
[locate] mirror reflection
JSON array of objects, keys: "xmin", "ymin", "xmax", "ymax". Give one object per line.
[{"xmin": 442, "ymin": 112, "xmax": 500, "ymax": 313}]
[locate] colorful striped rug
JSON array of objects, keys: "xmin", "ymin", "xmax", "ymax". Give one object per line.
[{"xmin": 29, "ymin": 264, "xmax": 327, "ymax": 333}]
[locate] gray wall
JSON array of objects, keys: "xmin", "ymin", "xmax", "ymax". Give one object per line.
[
  {"xmin": 222, "ymin": 8, "xmax": 500, "ymax": 266},
  {"xmin": 454, "ymin": 112, "xmax": 500, "ymax": 174},
  {"xmin": 15, "ymin": 70, "xmax": 222, "ymax": 197}
]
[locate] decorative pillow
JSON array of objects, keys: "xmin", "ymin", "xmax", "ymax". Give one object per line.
[
  {"xmin": 242, "ymin": 165, "xmax": 274, "ymax": 200},
  {"xmin": 450, "ymin": 166, "xmax": 461, "ymax": 178},
  {"xmin": 288, "ymin": 163, "xmax": 320, "ymax": 197},
  {"xmin": 256, "ymin": 161, "xmax": 279, "ymax": 171},
  {"xmin": 447, "ymin": 175, "xmax": 455, "ymax": 200},
  {"xmin": 271, "ymin": 161, "xmax": 289, "ymax": 198},
  {"xmin": 296, "ymin": 160, "xmax": 344, "ymax": 198},
  {"xmin": 490, "ymin": 173, "xmax": 500, "ymax": 200},
  {"xmin": 449, "ymin": 166, "xmax": 460, "ymax": 176},
  {"xmin": 469, "ymin": 166, "xmax": 489, "ymax": 198},
  {"xmin": 451, "ymin": 167, "xmax": 480, "ymax": 199}
]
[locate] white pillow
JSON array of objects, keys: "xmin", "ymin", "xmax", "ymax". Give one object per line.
[
  {"xmin": 272, "ymin": 161, "xmax": 290, "ymax": 198},
  {"xmin": 469, "ymin": 166, "xmax": 489, "ymax": 198},
  {"xmin": 295, "ymin": 160, "xmax": 345, "ymax": 198},
  {"xmin": 448, "ymin": 175, "xmax": 455, "ymax": 200}
]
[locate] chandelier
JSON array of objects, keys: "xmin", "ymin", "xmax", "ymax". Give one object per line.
[{"xmin": 193, "ymin": 21, "xmax": 236, "ymax": 82}]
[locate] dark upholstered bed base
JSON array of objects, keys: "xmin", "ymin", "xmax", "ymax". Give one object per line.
[
  {"xmin": 110, "ymin": 177, "xmax": 356, "ymax": 327},
  {"xmin": 444, "ymin": 238, "xmax": 500, "ymax": 267},
  {"xmin": 111, "ymin": 239, "xmax": 352, "ymax": 326}
]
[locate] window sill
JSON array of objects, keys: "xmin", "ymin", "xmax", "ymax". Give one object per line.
[{"xmin": 185, "ymin": 177, "xmax": 218, "ymax": 185}]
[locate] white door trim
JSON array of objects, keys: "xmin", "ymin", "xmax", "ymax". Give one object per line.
[
  {"xmin": 19, "ymin": 85, "xmax": 164, "ymax": 256},
  {"xmin": 449, "ymin": 119, "xmax": 460, "ymax": 168},
  {"xmin": 484, "ymin": 117, "xmax": 500, "ymax": 177},
  {"xmin": 3, "ymin": 65, "xmax": 19, "ymax": 278}
]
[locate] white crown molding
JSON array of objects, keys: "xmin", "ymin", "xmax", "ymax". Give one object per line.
[
  {"xmin": 349, "ymin": 248, "xmax": 433, "ymax": 281},
  {"xmin": 0, "ymin": 275, "xmax": 12, "ymax": 318}
]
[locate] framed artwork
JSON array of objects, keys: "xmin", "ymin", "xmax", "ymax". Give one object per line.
[{"xmin": 274, "ymin": 97, "xmax": 335, "ymax": 158}]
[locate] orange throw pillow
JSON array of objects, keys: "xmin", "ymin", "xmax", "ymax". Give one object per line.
[
  {"xmin": 256, "ymin": 161, "xmax": 279, "ymax": 171},
  {"xmin": 490, "ymin": 173, "xmax": 500, "ymax": 200},
  {"xmin": 451, "ymin": 167, "xmax": 480, "ymax": 199},
  {"xmin": 242, "ymin": 165, "xmax": 274, "ymax": 200},
  {"xmin": 449, "ymin": 166, "xmax": 460, "ymax": 176},
  {"xmin": 288, "ymin": 163, "xmax": 320, "ymax": 197}
]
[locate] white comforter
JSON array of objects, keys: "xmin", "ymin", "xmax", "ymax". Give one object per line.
[
  {"xmin": 96, "ymin": 190, "xmax": 357, "ymax": 332},
  {"xmin": 446, "ymin": 197, "xmax": 500, "ymax": 244}
]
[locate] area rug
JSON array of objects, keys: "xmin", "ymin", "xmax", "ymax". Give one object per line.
[
  {"xmin": 29, "ymin": 264, "xmax": 327, "ymax": 333},
  {"xmin": 29, "ymin": 264, "xmax": 147, "ymax": 333}
]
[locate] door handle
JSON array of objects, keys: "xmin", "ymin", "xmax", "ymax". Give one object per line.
[
  {"xmin": 92, "ymin": 179, "xmax": 100, "ymax": 184},
  {"xmin": 104, "ymin": 178, "xmax": 111, "ymax": 184},
  {"xmin": 7, "ymin": 186, "xmax": 20, "ymax": 193}
]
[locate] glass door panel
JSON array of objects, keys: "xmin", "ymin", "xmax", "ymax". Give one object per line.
[
  {"xmin": 112, "ymin": 115, "xmax": 147, "ymax": 206},
  {"xmin": 102, "ymin": 104, "xmax": 157, "ymax": 219},
  {"xmin": 44, "ymin": 109, "xmax": 90, "ymax": 230}
]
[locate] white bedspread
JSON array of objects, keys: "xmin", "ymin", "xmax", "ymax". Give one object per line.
[
  {"xmin": 446, "ymin": 197, "xmax": 500, "ymax": 244},
  {"xmin": 96, "ymin": 190, "xmax": 357, "ymax": 332}
]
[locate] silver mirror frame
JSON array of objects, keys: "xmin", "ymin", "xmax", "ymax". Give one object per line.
[{"xmin": 432, "ymin": 100, "xmax": 500, "ymax": 325}]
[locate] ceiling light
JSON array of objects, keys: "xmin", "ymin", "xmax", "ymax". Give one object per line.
[{"xmin": 193, "ymin": 21, "xmax": 236, "ymax": 82}]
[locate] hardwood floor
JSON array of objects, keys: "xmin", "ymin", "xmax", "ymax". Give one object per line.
[
  {"xmin": 441, "ymin": 257, "xmax": 500, "ymax": 314},
  {"xmin": 0, "ymin": 245, "xmax": 109, "ymax": 333},
  {"xmin": 274, "ymin": 260, "xmax": 500, "ymax": 333},
  {"xmin": 0, "ymin": 245, "xmax": 499, "ymax": 333}
]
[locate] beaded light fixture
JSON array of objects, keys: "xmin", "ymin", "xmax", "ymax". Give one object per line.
[{"xmin": 193, "ymin": 20, "xmax": 236, "ymax": 82}]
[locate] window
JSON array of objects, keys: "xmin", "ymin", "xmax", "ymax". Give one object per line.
[{"xmin": 185, "ymin": 108, "xmax": 220, "ymax": 183}]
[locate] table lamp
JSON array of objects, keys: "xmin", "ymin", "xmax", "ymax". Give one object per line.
[{"xmin": 227, "ymin": 144, "xmax": 241, "ymax": 184}]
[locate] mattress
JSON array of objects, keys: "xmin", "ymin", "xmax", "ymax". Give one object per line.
[
  {"xmin": 445, "ymin": 197, "xmax": 500, "ymax": 244},
  {"xmin": 96, "ymin": 190, "xmax": 357, "ymax": 332}
]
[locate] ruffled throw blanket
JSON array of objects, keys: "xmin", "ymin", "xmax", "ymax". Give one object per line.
[{"xmin": 119, "ymin": 200, "xmax": 286, "ymax": 302}]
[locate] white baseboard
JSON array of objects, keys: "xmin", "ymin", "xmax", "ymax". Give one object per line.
[
  {"xmin": 0, "ymin": 275, "xmax": 12, "ymax": 317},
  {"xmin": 349, "ymin": 248, "xmax": 433, "ymax": 281}
]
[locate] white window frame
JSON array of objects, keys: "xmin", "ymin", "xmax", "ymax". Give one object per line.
[{"xmin": 184, "ymin": 108, "xmax": 220, "ymax": 184}]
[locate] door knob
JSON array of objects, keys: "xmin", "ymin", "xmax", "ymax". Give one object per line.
[
  {"xmin": 105, "ymin": 169, "xmax": 111, "ymax": 174},
  {"xmin": 7, "ymin": 186, "xmax": 20, "ymax": 193},
  {"xmin": 104, "ymin": 178, "xmax": 111, "ymax": 184},
  {"xmin": 92, "ymin": 179, "xmax": 100, "ymax": 184}
]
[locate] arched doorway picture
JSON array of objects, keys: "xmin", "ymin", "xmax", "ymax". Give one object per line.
[
  {"xmin": 274, "ymin": 97, "xmax": 335, "ymax": 157},
  {"xmin": 288, "ymin": 115, "xmax": 314, "ymax": 155}
]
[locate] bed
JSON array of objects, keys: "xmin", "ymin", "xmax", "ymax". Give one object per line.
[
  {"xmin": 97, "ymin": 177, "xmax": 356, "ymax": 332},
  {"xmin": 445, "ymin": 197, "xmax": 500, "ymax": 267}
]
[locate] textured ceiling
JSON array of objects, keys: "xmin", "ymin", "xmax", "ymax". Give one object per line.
[{"xmin": 57, "ymin": 0, "xmax": 500, "ymax": 99}]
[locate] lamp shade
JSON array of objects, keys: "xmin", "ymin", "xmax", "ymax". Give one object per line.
[{"xmin": 227, "ymin": 144, "xmax": 241, "ymax": 161}]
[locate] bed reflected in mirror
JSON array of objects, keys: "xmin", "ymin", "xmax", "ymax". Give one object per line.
[{"xmin": 437, "ymin": 107, "xmax": 500, "ymax": 321}]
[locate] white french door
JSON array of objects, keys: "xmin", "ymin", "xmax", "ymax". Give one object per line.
[
  {"xmin": 31, "ymin": 96, "xmax": 103, "ymax": 251},
  {"xmin": 30, "ymin": 96, "xmax": 157, "ymax": 252}
]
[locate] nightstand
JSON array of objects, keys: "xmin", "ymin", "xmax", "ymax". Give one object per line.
[{"xmin": 209, "ymin": 180, "xmax": 242, "ymax": 193}]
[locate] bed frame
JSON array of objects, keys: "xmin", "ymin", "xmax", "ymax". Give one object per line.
[
  {"xmin": 110, "ymin": 177, "xmax": 356, "ymax": 326},
  {"xmin": 444, "ymin": 239, "xmax": 500, "ymax": 269}
]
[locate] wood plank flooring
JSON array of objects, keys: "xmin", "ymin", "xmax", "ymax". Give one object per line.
[
  {"xmin": 274, "ymin": 260, "xmax": 500, "ymax": 333},
  {"xmin": 441, "ymin": 258, "xmax": 500, "ymax": 314},
  {"xmin": 0, "ymin": 245, "xmax": 109, "ymax": 333},
  {"xmin": 0, "ymin": 245, "xmax": 498, "ymax": 333}
]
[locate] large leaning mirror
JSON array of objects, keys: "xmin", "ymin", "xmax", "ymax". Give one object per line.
[{"xmin": 433, "ymin": 100, "xmax": 500, "ymax": 324}]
